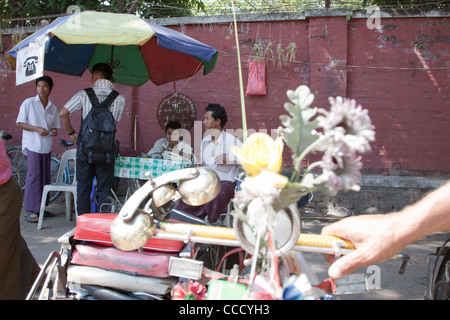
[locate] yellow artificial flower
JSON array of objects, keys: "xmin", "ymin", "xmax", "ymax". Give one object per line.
[
  {"xmin": 231, "ymin": 133, "xmax": 288, "ymax": 188},
  {"xmin": 244, "ymin": 170, "xmax": 289, "ymax": 189}
]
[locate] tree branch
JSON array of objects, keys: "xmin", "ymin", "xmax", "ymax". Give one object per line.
[
  {"xmin": 117, "ymin": 0, "xmax": 125, "ymax": 13},
  {"xmin": 128, "ymin": 0, "xmax": 139, "ymax": 14}
]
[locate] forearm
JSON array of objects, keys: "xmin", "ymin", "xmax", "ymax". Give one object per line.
[
  {"xmin": 16, "ymin": 122, "xmax": 40, "ymax": 133},
  {"xmin": 394, "ymin": 182, "xmax": 450, "ymax": 247},
  {"xmin": 59, "ymin": 108, "xmax": 75, "ymax": 134},
  {"xmin": 321, "ymin": 182, "xmax": 450, "ymax": 279}
]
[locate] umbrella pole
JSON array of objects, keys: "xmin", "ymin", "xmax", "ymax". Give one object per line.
[
  {"xmin": 231, "ymin": 0, "xmax": 248, "ymax": 142},
  {"xmin": 110, "ymin": 46, "xmax": 114, "ymax": 66},
  {"xmin": 134, "ymin": 115, "xmax": 137, "ymax": 150}
]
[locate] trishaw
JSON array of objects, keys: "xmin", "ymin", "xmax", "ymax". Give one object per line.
[{"xmin": 26, "ymin": 166, "xmax": 417, "ymax": 301}]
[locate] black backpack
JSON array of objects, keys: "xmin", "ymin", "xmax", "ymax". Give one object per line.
[{"xmin": 78, "ymin": 88, "xmax": 119, "ymax": 164}]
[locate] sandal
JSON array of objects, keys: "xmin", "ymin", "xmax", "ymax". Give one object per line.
[{"xmin": 24, "ymin": 212, "xmax": 39, "ymax": 223}]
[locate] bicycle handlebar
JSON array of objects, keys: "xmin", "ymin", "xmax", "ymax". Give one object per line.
[
  {"xmin": 158, "ymin": 221, "xmax": 356, "ymax": 255},
  {"xmin": 58, "ymin": 139, "xmax": 74, "ymax": 148},
  {"xmin": 1, "ymin": 133, "xmax": 12, "ymax": 141}
]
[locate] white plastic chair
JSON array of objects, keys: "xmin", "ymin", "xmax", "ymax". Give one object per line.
[{"xmin": 38, "ymin": 149, "xmax": 78, "ymax": 230}]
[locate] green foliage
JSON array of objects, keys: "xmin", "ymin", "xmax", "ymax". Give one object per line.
[
  {"xmin": 1, "ymin": 0, "xmax": 447, "ymax": 27},
  {"xmin": 1, "ymin": 0, "xmax": 102, "ymax": 18},
  {"xmin": 134, "ymin": 0, "xmax": 205, "ymax": 19},
  {"xmin": 198, "ymin": 0, "xmax": 448, "ymax": 16},
  {"xmin": 0, "ymin": 0, "xmax": 205, "ymax": 27},
  {"xmin": 364, "ymin": 0, "xmax": 449, "ymax": 7}
]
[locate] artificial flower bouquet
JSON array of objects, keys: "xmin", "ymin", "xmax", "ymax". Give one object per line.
[{"xmin": 232, "ymin": 85, "xmax": 375, "ymax": 215}]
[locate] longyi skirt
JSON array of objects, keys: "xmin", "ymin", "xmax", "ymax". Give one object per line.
[{"xmin": 0, "ymin": 177, "xmax": 39, "ymax": 299}]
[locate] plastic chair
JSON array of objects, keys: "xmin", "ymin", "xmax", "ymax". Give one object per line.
[{"xmin": 38, "ymin": 149, "xmax": 77, "ymax": 230}]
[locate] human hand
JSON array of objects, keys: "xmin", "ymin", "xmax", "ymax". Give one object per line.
[
  {"xmin": 320, "ymin": 213, "xmax": 405, "ymax": 279},
  {"xmin": 167, "ymin": 141, "xmax": 177, "ymax": 149},
  {"xmin": 70, "ymin": 132, "xmax": 78, "ymax": 143},
  {"xmin": 163, "ymin": 146, "xmax": 173, "ymax": 153},
  {"xmin": 214, "ymin": 154, "xmax": 227, "ymax": 165},
  {"xmin": 172, "ymin": 144, "xmax": 180, "ymax": 152},
  {"xmin": 49, "ymin": 128, "xmax": 58, "ymax": 136},
  {"xmin": 36, "ymin": 127, "xmax": 49, "ymax": 136}
]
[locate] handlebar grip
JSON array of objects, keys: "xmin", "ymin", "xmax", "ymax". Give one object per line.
[
  {"xmin": 296, "ymin": 233, "xmax": 356, "ymax": 250},
  {"xmin": 159, "ymin": 221, "xmax": 356, "ymax": 250},
  {"xmin": 1, "ymin": 133, "xmax": 12, "ymax": 141}
]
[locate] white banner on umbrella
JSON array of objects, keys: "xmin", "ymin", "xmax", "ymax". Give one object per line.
[{"xmin": 16, "ymin": 35, "xmax": 47, "ymax": 86}]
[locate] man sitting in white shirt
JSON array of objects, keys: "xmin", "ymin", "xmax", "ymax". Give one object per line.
[
  {"xmin": 176, "ymin": 104, "xmax": 242, "ymax": 224},
  {"xmin": 147, "ymin": 120, "xmax": 193, "ymax": 161}
]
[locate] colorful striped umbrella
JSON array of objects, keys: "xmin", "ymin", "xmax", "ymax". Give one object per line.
[{"xmin": 7, "ymin": 11, "xmax": 218, "ymax": 87}]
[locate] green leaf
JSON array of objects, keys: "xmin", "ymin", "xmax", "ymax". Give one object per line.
[
  {"xmin": 272, "ymin": 182, "xmax": 310, "ymax": 211},
  {"xmin": 278, "ymin": 86, "xmax": 319, "ymax": 159}
]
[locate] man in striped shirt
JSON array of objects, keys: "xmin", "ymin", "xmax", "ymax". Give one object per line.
[{"xmin": 60, "ymin": 63, "xmax": 125, "ymax": 215}]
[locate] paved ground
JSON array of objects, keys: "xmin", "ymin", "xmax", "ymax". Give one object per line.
[
  {"xmin": 20, "ymin": 195, "xmax": 450, "ymax": 300},
  {"xmin": 300, "ymin": 219, "xmax": 450, "ymax": 300}
]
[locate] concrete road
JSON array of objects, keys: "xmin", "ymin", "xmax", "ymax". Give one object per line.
[
  {"xmin": 21, "ymin": 198, "xmax": 77, "ymax": 266},
  {"xmin": 300, "ymin": 219, "xmax": 450, "ymax": 300}
]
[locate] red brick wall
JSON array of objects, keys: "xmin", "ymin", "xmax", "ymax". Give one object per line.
[
  {"xmin": 346, "ymin": 17, "xmax": 449, "ymax": 176},
  {"xmin": 1, "ymin": 14, "xmax": 448, "ymax": 177}
]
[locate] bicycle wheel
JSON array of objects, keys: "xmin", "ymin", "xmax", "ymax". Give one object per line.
[
  {"xmin": 66, "ymin": 159, "xmax": 75, "ymax": 184},
  {"xmin": 6, "ymin": 146, "xmax": 27, "ymax": 190},
  {"xmin": 433, "ymin": 239, "xmax": 450, "ymax": 300}
]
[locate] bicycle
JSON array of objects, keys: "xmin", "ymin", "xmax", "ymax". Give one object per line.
[
  {"xmin": 1, "ymin": 132, "xmax": 28, "ymax": 190},
  {"xmin": 1, "ymin": 133, "xmax": 76, "ymax": 202},
  {"xmin": 425, "ymin": 237, "xmax": 450, "ymax": 300}
]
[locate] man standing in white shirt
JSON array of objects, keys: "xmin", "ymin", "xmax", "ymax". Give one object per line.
[
  {"xmin": 177, "ymin": 103, "xmax": 242, "ymax": 224},
  {"xmin": 16, "ymin": 76, "xmax": 60, "ymax": 223}
]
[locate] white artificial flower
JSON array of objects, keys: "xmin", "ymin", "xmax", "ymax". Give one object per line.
[
  {"xmin": 317, "ymin": 97, "xmax": 375, "ymax": 154},
  {"xmin": 316, "ymin": 154, "xmax": 362, "ymax": 195}
]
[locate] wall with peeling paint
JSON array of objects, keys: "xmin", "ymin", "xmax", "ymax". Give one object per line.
[{"xmin": 1, "ymin": 11, "xmax": 448, "ymax": 178}]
